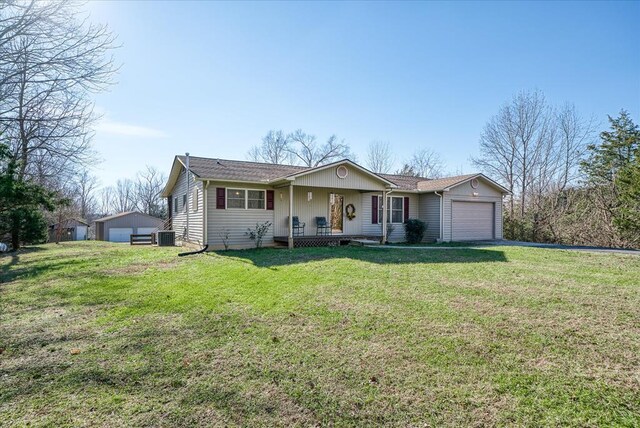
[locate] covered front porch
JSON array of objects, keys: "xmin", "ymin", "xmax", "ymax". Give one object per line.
[{"xmin": 270, "ymin": 160, "xmax": 396, "ymax": 249}]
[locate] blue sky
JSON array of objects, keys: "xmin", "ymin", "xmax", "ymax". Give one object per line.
[{"xmin": 86, "ymin": 1, "xmax": 639, "ymax": 187}]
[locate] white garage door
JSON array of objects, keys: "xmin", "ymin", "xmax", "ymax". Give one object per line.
[
  {"xmin": 108, "ymin": 228, "xmax": 133, "ymax": 242},
  {"xmin": 137, "ymin": 227, "xmax": 158, "ymax": 235},
  {"xmin": 452, "ymin": 201, "xmax": 494, "ymax": 241}
]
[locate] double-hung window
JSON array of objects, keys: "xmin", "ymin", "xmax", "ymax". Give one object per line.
[
  {"xmin": 390, "ymin": 197, "xmax": 403, "ymax": 223},
  {"xmin": 378, "ymin": 196, "xmax": 404, "ymax": 224},
  {"xmin": 247, "ymin": 190, "xmax": 265, "ymax": 209},
  {"xmin": 227, "ymin": 188, "xmax": 266, "ymax": 210},
  {"xmin": 227, "ymin": 189, "xmax": 246, "ymax": 209}
]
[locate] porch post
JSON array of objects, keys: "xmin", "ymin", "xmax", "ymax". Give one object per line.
[
  {"xmin": 381, "ymin": 190, "xmax": 387, "ymax": 244},
  {"xmin": 288, "ymin": 182, "xmax": 294, "ymax": 249}
]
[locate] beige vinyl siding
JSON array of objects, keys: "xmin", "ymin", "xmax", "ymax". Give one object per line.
[
  {"xmin": 273, "ymin": 187, "xmax": 363, "ymax": 237},
  {"xmin": 361, "ymin": 192, "xmax": 418, "ymax": 243},
  {"xmin": 293, "ymin": 164, "xmax": 387, "ymax": 191},
  {"xmin": 442, "ymin": 178, "xmax": 503, "ymax": 241},
  {"xmin": 170, "ymin": 167, "xmax": 204, "ymax": 243},
  {"xmin": 206, "ymin": 182, "xmax": 275, "ymax": 250},
  {"xmin": 418, "ymin": 193, "xmax": 440, "ymax": 242}
]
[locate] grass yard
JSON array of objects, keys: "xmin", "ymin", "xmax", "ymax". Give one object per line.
[{"xmin": 1, "ymin": 242, "xmax": 639, "ymax": 427}]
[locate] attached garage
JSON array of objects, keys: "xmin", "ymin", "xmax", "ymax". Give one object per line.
[
  {"xmin": 94, "ymin": 212, "xmax": 165, "ymax": 243},
  {"xmin": 417, "ymin": 174, "xmax": 508, "ymax": 243},
  {"xmin": 452, "ymin": 201, "xmax": 495, "ymax": 241}
]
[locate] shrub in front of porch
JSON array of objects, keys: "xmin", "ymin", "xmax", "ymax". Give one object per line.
[
  {"xmin": 404, "ymin": 218, "xmax": 426, "ymax": 244},
  {"xmin": 246, "ymin": 221, "xmax": 272, "ymax": 248}
]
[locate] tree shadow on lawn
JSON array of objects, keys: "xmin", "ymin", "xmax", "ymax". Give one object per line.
[
  {"xmin": 0, "ymin": 257, "xmax": 89, "ymax": 285},
  {"xmin": 211, "ymin": 246, "xmax": 508, "ymax": 269}
]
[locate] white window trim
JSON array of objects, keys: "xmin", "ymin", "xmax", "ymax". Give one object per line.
[
  {"xmin": 226, "ymin": 188, "xmax": 267, "ymax": 210},
  {"xmin": 378, "ymin": 195, "xmax": 404, "ymax": 224}
]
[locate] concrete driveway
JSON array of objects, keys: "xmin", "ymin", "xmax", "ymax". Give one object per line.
[
  {"xmin": 466, "ymin": 240, "xmax": 640, "ymax": 255},
  {"xmin": 373, "ymin": 240, "xmax": 639, "ymax": 255}
]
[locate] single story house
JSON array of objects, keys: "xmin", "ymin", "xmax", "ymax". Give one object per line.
[
  {"xmin": 161, "ymin": 155, "xmax": 509, "ymax": 249},
  {"xmin": 94, "ymin": 211, "xmax": 165, "ymax": 243},
  {"xmin": 48, "ymin": 218, "xmax": 89, "ymax": 242}
]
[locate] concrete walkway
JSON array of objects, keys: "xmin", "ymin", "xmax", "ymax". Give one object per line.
[{"xmin": 368, "ymin": 240, "xmax": 640, "ymax": 255}]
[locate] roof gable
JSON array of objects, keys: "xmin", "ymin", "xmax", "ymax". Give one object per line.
[
  {"xmin": 278, "ymin": 159, "xmax": 397, "ymax": 188},
  {"xmin": 416, "ymin": 174, "xmax": 510, "ymax": 194}
]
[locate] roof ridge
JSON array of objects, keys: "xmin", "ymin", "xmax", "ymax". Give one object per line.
[{"xmin": 177, "ymin": 155, "xmax": 309, "ymax": 169}]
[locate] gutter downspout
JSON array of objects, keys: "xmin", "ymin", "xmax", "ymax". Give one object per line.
[
  {"xmin": 381, "ymin": 188, "xmax": 393, "ymax": 244},
  {"xmin": 203, "ymin": 180, "xmax": 210, "ymax": 245},
  {"xmin": 288, "ymin": 181, "xmax": 294, "ymax": 249},
  {"xmin": 434, "ymin": 191, "xmax": 443, "ymax": 242},
  {"xmin": 185, "ymin": 152, "xmax": 190, "ymax": 242}
]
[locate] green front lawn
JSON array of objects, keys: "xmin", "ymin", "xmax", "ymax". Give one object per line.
[{"xmin": 1, "ymin": 242, "xmax": 639, "ymax": 427}]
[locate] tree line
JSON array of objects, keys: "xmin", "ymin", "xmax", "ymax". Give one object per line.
[
  {"xmin": 0, "ymin": 1, "xmax": 117, "ymax": 249},
  {"xmin": 472, "ymin": 90, "xmax": 639, "ymax": 248}
]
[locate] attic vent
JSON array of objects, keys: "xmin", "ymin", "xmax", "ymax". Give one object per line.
[
  {"xmin": 336, "ymin": 165, "xmax": 348, "ymax": 179},
  {"xmin": 470, "ymin": 178, "xmax": 479, "ymax": 189}
]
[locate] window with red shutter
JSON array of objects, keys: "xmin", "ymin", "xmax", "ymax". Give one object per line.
[
  {"xmin": 266, "ymin": 190, "xmax": 274, "ymax": 210},
  {"xmin": 216, "ymin": 188, "xmax": 225, "ymax": 209},
  {"xmin": 372, "ymin": 195, "xmax": 378, "ymax": 224},
  {"xmin": 404, "ymin": 197, "xmax": 410, "ymax": 222}
]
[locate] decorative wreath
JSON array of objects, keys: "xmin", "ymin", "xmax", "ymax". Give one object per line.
[{"xmin": 345, "ymin": 203, "xmax": 356, "ymax": 220}]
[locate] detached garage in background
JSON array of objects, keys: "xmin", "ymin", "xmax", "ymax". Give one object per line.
[{"xmin": 94, "ymin": 211, "xmax": 165, "ymax": 242}]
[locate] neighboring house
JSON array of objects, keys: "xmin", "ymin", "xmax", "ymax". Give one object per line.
[
  {"xmin": 161, "ymin": 155, "xmax": 510, "ymax": 250},
  {"xmin": 94, "ymin": 211, "xmax": 165, "ymax": 243},
  {"xmin": 48, "ymin": 218, "xmax": 90, "ymax": 242}
]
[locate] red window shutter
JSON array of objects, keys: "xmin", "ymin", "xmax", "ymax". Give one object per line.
[
  {"xmin": 404, "ymin": 197, "xmax": 410, "ymax": 222},
  {"xmin": 372, "ymin": 195, "xmax": 378, "ymax": 224},
  {"xmin": 216, "ymin": 188, "xmax": 225, "ymax": 209},
  {"xmin": 266, "ymin": 190, "xmax": 274, "ymax": 210}
]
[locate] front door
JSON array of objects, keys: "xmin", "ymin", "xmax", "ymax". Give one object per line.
[{"xmin": 329, "ymin": 194, "xmax": 344, "ymax": 233}]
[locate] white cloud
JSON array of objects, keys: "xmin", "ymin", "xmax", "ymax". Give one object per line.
[{"xmin": 95, "ymin": 118, "xmax": 168, "ymax": 139}]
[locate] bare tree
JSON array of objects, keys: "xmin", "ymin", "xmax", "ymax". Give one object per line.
[
  {"xmin": 366, "ymin": 140, "xmax": 394, "ymax": 173},
  {"xmin": 98, "ymin": 186, "xmax": 114, "ymax": 216},
  {"xmin": 288, "ymin": 129, "xmax": 353, "ymax": 167},
  {"xmin": 113, "ymin": 179, "xmax": 136, "ymax": 213},
  {"xmin": 135, "ymin": 165, "xmax": 166, "ymax": 217},
  {"xmin": 472, "ymin": 90, "xmax": 595, "ymax": 241},
  {"xmin": 395, "ymin": 164, "xmax": 416, "ymax": 176},
  {"xmin": 247, "ymin": 130, "xmax": 291, "ymax": 164},
  {"xmin": 0, "ymin": 1, "xmax": 117, "ymax": 184},
  {"xmin": 72, "ymin": 169, "xmax": 99, "ymax": 219},
  {"xmin": 472, "ymin": 90, "xmax": 554, "ymax": 219},
  {"xmin": 408, "ymin": 148, "xmax": 444, "ymax": 178},
  {"xmin": 247, "ymin": 129, "xmax": 353, "ymax": 167}
]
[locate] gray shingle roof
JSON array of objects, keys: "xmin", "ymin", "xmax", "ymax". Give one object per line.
[
  {"xmin": 177, "ymin": 156, "xmax": 306, "ymax": 182},
  {"xmin": 416, "ymin": 174, "xmax": 479, "ymax": 192},
  {"xmin": 170, "ymin": 156, "xmax": 503, "ymax": 193},
  {"xmin": 379, "ymin": 174, "xmax": 427, "ymax": 191}
]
